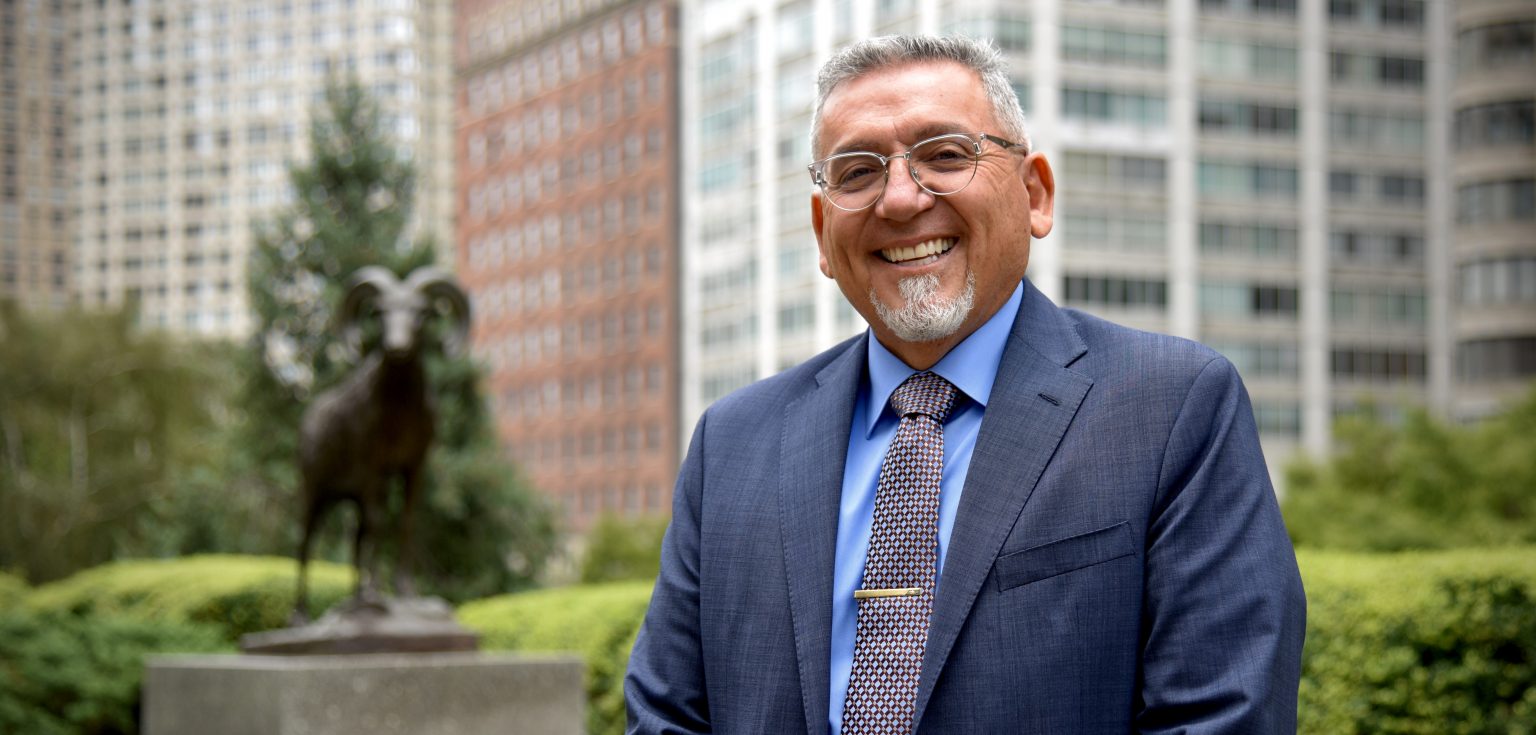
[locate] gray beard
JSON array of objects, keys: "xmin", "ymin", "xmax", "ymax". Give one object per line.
[{"xmin": 870, "ymin": 271, "xmax": 976, "ymax": 343}]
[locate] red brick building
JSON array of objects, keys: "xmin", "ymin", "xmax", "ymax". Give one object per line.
[{"xmin": 455, "ymin": 0, "xmax": 680, "ymax": 529}]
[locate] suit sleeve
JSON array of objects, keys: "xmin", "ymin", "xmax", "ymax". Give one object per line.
[
  {"xmin": 625, "ymin": 415, "xmax": 711, "ymax": 735},
  {"xmin": 1135, "ymin": 357, "xmax": 1307, "ymax": 734}
]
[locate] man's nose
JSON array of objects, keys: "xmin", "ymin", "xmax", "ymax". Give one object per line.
[{"xmin": 873, "ymin": 157, "xmax": 935, "ymax": 221}]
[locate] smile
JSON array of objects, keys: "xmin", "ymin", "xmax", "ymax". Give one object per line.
[{"xmin": 880, "ymin": 237, "xmax": 956, "ymax": 265}]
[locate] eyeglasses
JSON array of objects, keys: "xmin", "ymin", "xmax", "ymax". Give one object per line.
[{"xmin": 807, "ymin": 132, "xmax": 1027, "ymax": 212}]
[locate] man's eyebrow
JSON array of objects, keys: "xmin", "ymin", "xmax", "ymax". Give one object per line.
[{"xmin": 828, "ymin": 123, "xmax": 973, "ymax": 156}]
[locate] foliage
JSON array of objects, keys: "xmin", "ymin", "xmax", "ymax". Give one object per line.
[
  {"xmin": 0, "ymin": 571, "xmax": 27, "ymax": 610},
  {"xmin": 579, "ymin": 514, "xmax": 669, "ymax": 584},
  {"xmin": 214, "ymin": 77, "xmax": 560, "ymax": 601},
  {"xmin": 460, "ymin": 581, "xmax": 654, "ymax": 735},
  {"xmin": 26, "ymin": 555, "xmax": 352, "ymax": 643},
  {"xmin": 1297, "ymin": 547, "xmax": 1536, "ymax": 734},
  {"xmin": 0, "ymin": 609, "xmax": 226, "ymax": 735},
  {"xmin": 0, "ymin": 303, "xmax": 227, "ymax": 583},
  {"xmin": 1283, "ymin": 386, "xmax": 1536, "ymax": 551}
]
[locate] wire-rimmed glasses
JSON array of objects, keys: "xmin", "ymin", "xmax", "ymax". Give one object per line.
[{"xmin": 807, "ymin": 132, "xmax": 1027, "ymax": 212}]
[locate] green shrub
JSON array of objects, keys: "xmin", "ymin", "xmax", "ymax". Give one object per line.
[
  {"xmin": 27, "ymin": 555, "xmax": 353, "ymax": 643},
  {"xmin": 579, "ymin": 514, "xmax": 668, "ymax": 585},
  {"xmin": 0, "ymin": 572, "xmax": 27, "ymax": 610},
  {"xmin": 460, "ymin": 581, "xmax": 653, "ymax": 735},
  {"xmin": 0, "ymin": 609, "xmax": 226, "ymax": 735},
  {"xmin": 1298, "ymin": 547, "xmax": 1536, "ymax": 734}
]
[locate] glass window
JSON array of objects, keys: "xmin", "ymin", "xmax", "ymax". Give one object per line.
[{"xmin": 1455, "ymin": 100, "xmax": 1536, "ymax": 150}]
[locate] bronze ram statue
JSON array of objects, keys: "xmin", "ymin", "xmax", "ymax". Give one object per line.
[{"xmin": 290, "ymin": 265, "xmax": 471, "ymax": 625}]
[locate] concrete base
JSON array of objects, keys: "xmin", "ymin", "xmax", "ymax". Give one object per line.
[
  {"xmin": 143, "ymin": 652, "xmax": 585, "ymax": 735},
  {"xmin": 240, "ymin": 597, "xmax": 479, "ymax": 655}
]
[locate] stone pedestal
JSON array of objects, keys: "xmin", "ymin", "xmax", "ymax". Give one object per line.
[
  {"xmin": 240, "ymin": 597, "xmax": 478, "ymax": 655},
  {"xmin": 143, "ymin": 652, "xmax": 585, "ymax": 735}
]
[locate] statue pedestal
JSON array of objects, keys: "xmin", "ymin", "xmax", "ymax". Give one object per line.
[
  {"xmin": 239, "ymin": 597, "xmax": 478, "ymax": 655},
  {"xmin": 142, "ymin": 652, "xmax": 585, "ymax": 735}
]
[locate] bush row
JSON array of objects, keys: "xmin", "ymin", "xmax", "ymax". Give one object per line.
[
  {"xmin": 0, "ymin": 571, "xmax": 27, "ymax": 610},
  {"xmin": 1296, "ymin": 548, "xmax": 1536, "ymax": 733},
  {"xmin": 26, "ymin": 554, "xmax": 353, "ymax": 643},
  {"xmin": 0, "ymin": 611, "xmax": 226, "ymax": 735},
  {"xmin": 7, "ymin": 548, "xmax": 1534, "ymax": 734}
]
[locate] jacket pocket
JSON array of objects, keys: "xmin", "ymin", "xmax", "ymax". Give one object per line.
[{"xmin": 994, "ymin": 521, "xmax": 1135, "ymax": 592}]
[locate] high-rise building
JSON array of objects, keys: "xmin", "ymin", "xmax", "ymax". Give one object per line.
[
  {"xmin": 455, "ymin": 0, "xmax": 681, "ymax": 527},
  {"xmin": 680, "ymin": 0, "xmax": 1480, "ymax": 472},
  {"xmin": 1, "ymin": 0, "xmax": 73, "ymax": 309},
  {"xmin": 69, "ymin": 0, "xmax": 454, "ymax": 337},
  {"xmin": 1447, "ymin": 0, "xmax": 1535, "ymax": 419}
]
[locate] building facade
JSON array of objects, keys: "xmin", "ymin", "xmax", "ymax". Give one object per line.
[
  {"xmin": 455, "ymin": 0, "xmax": 681, "ymax": 527},
  {"xmin": 1448, "ymin": 0, "xmax": 1535, "ymax": 419},
  {"xmin": 679, "ymin": 0, "xmax": 1489, "ymax": 473},
  {"xmin": 1, "ymin": 0, "xmax": 73, "ymax": 310},
  {"xmin": 69, "ymin": 0, "xmax": 454, "ymax": 337}
]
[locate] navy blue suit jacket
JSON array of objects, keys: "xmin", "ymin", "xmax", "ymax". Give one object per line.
[{"xmin": 627, "ymin": 279, "xmax": 1306, "ymax": 733}]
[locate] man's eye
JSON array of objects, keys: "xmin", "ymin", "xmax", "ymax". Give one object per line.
[
  {"xmin": 918, "ymin": 144, "xmax": 970, "ymax": 163},
  {"xmin": 834, "ymin": 165, "xmax": 880, "ymax": 187}
]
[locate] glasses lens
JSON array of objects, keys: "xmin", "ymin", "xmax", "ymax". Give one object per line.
[
  {"xmin": 910, "ymin": 135, "xmax": 979, "ymax": 195},
  {"xmin": 822, "ymin": 153, "xmax": 887, "ymax": 209}
]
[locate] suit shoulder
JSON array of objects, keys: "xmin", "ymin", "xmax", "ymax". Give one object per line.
[
  {"xmin": 1061, "ymin": 308, "xmax": 1230, "ymax": 381},
  {"xmin": 701, "ymin": 332, "xmax": 863, "ymax": 422}
]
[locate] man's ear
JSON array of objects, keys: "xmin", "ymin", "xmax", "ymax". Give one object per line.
[
  {"xmin": 811, "ymin": 192, "xmax": 835, "ymax": 278},
  {"xmin": 1023, "ymin": 152, "xmax": 1055, "ymax": 239}
]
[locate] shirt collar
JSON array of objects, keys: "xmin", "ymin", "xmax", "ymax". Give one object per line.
[{"xmin": 862, "ymin": 281, "xmax": 1024, "ymax": 437}]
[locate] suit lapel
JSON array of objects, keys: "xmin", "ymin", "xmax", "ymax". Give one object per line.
[
  {"xmin": 912, "ymin": 281, "xmax": 1095, "ymax": 726},
  {"xmin": 780, "ymin": 333, "xmax": 867, "ymax": 735}
]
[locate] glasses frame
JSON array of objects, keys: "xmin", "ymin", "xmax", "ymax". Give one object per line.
[{"xmin": 807, "ymin": 132, "xmax": 1028, "ymax": 212}]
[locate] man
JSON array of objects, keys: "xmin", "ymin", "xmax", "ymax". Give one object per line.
[{"xmin": 627, "ymin": 36, "xmax": 1305, "ymax": 734}]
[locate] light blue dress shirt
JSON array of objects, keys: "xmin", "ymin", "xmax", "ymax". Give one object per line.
[{"xmin": 827, "ymin": 282, "xmax": 1024, "ymax": 734}]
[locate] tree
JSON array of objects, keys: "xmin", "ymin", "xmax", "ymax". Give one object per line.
[
  {"xmin": 0, "ymin": 303, "xmax": 226, "ymax": 582},
  {"xmin": 225, "ymin": 78, "xmax": 559, "ymax": 600},
  {"xmin": 1282, "ymin": 385, "xmax": 1536, "ymax": 551}
]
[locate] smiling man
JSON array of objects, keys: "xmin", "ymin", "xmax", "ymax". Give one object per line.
[{"xmin": 626, "ymin": 36, "xmax": 1306, "ymax": 735}]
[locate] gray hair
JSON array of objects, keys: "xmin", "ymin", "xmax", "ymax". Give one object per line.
[{"xmin": 810, "ymin": 35, "xmax": 1031, "ymax": 159}]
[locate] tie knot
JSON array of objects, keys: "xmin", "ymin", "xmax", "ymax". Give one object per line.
[{"xmin": 889, "ymin": 371, "xmax": 957, "ymax": 423}]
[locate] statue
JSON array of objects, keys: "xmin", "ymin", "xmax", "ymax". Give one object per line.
[{"xmin": 242, "ymin": 265, "xmax": 477, "ymax": 654}]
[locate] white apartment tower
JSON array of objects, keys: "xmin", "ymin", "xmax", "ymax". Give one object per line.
[
  {"xmin": 71, "ymin": 0, "xmax": 454, "ymax": 337},
  {"xmin": 1, "ymin": 0, "xmax": 73, "ymax": 310},
  {"xmin": 681, "ymin": 0, "xmax": 1463, "ymax": 468},
  {"xmin": 1448, "ymin": 0, "xmax": 1535, "ymax": 419}
]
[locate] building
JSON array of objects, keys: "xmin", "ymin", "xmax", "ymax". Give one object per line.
[
  {"xmin": 69, "ymin": 0, "xmax": 454, "ymax": 337},
  {"xmin": 1447, "ymin": 0, "xmax": 1535, "ymax": 419},
  {"xmin": 0, "ymin": 0, "xmax": 73, "ymax": 309},
  {"xmin": 680, "ymin": 0, "xmax": 1486, "ymax": 473},
  {"xmin": 455, "ymin": 0, "xmax": 681, "ymax": 527}
]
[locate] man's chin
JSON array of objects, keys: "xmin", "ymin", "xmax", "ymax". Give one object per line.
[{"xmin": 869, "ymin": 272, "xmax": 977, "ymax": 344}]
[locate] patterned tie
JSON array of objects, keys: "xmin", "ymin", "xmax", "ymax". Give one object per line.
[{"xmin": 841, "ymin": 371, "xmax": 957, "ymax": 735}]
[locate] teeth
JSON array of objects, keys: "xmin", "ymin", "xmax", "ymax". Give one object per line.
[{"xmin": 882, "ymin": 238, "xmax": 955, "ymax": 264}]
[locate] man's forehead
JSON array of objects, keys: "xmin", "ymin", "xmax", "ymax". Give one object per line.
[
  {"xmin": 829, "ymin": 122, "xmax": 975, "ymax": 156},
  {"xmin": 817, "ymin": 60, "xmax": 992, "ymax": 153}
]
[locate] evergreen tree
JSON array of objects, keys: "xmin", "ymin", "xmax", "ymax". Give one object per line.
[{"xmin": 227, "ymin": 79, "xmax": 559, "ymax": 601}]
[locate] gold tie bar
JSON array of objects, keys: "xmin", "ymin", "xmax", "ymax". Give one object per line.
[{"xmin": 854, "ymin": 587, "xmax": 923, "ymax": 599}]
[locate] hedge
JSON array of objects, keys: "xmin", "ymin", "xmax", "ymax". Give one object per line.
[
  {"xmin": 459, "ymin": 580, "xmax": 653, "ymax": 735},
  {"xmin": 0, "ymin": 572, "xmax": 27, "ymax": 610},
  {"xmin": 0, "ymin": 609, "xmax": 226, "ymax": 735},
  {"xmin": 26, "ymin": 555, "xmax": 354, "ymax": 643},
  {"xmin": 1297, "ymin": 547, "xmax": 1536, "ymax": 733}
]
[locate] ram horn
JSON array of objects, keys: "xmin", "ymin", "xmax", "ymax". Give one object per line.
[
  {"xmin": 338, "ymin": 266, "xmax": 401, "ymax": 357},
  {"xmin": 404, "ymin": 266, "xmax": 472, "ymax": 357}
]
